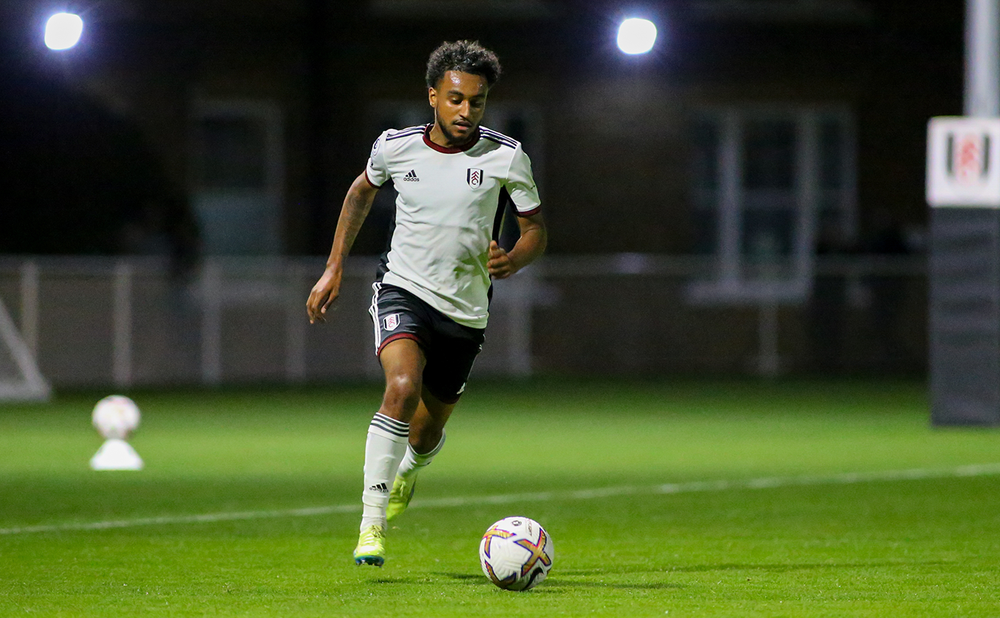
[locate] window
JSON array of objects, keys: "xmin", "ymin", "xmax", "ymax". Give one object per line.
[
  {"xmin": 688, "ymin": 106, "xmax": 856, "ymax": 303},
  {"xmin": 190, "ymin": 100, "xmax": 284, "ymax": 255}
]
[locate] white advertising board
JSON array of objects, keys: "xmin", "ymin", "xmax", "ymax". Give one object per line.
[{"xmin": 927, "ymin": 116, "xmax": 1000, "ymax": 207}]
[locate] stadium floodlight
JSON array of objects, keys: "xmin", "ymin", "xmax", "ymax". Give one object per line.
[
  {"xmin": 44, "ymin": 12, "xmax": 84, "ymax": 51},
  {"xmin": 617, "ymin": 17, "xmax": 657, "ymax": 55}
]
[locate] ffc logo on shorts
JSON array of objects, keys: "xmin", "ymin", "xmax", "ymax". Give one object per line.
[
  {"xmin": 467, "ymin": 168, "xmax": 483, "ymax": 188},
  {"xmin": 383, "ymin": 314, "xmax": 400, "ymax": 331}
]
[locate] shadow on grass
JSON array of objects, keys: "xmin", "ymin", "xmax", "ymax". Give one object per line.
[
  {"xmin": 435, "ymin": 572, "xmax": 684, "ymax": 591},
  {"xmin": 394, "ymin": 561, "xmax": 959, "ymax": 590},
  {"xmin": 563, "ymin": 560, "xmax": 952, "ymax": 576},
  {"xmin": 543, "ymin": 580, "xmax": 684, "ymax": 590}
]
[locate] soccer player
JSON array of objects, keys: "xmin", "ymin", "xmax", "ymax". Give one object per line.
[{"xmin": 306, "ymin": 40, "xmax": 547, "ymax": 566}]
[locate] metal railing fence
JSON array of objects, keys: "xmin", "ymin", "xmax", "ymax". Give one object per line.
[{"xmin": 0, "ymin": 255, "xmax": 926, "ymax": 390}]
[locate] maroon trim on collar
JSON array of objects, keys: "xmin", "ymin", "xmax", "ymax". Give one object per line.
[{"xmin": 423, "ymin": 124, "xmax": 480, "ymax": 153}]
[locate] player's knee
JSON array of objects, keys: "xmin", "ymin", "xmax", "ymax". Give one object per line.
[{"xmin": 384, "ymin": 374, "xmax": 421, "ymax": 412}]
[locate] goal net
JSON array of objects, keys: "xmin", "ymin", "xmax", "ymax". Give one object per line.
[{"xmin": 0, "ymin": 296, "xmax": 50, "ymax": 401}]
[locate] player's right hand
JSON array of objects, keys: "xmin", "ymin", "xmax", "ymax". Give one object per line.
[{"xmin": 306, "ymin": 268, "xmax": 342, "ymax": 324}]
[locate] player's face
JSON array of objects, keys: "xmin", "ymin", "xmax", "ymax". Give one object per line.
[{"xmin": 429, "ymin": 70, "xmax": 489, "ymax": 146}]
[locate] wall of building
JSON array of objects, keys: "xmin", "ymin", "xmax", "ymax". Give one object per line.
[
  {"xmin": 0, "ymin": 1, "xmax": 961, "ymax": 377},
  {"xmin": 0, "ymin": 2, "xmax": 962, "ymax": 257}
]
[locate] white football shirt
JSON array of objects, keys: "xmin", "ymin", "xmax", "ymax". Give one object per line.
[{"xmin": 364, "ymin": 124, "xmax": 541, "ymax": 329}]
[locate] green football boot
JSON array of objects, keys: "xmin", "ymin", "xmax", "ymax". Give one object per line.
[
  {"xmin": 353, "ymin": 524, "xmax": 386, "ymax": 566},
  {"xmin": 385, "ymin": 474, "xmax": 418, "ymax": 522}
]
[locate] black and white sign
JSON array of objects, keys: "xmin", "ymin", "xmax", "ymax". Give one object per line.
[{"xmin": 927, "ymin": 116, "xmax": 1000, "ymax": 207}]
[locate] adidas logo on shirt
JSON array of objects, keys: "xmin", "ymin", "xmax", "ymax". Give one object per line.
[{"xmin": 402, "ymin": 170, "xmax": 420, "ymax": 182}]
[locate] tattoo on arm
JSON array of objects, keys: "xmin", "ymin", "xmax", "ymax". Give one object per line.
[
  {"xmin": 326, "ymin": 175, "xmax": 377, "ymax": 269},
  {"xmin": 339, "ymin": 186, "xmax": 374, "ymax": 253}
]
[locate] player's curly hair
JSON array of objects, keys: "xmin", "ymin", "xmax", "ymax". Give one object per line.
[{"xmin": 425, "ymin": 40, "xmax": 502, "ymax": 89}]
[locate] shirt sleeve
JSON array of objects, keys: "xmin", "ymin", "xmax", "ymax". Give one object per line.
[
  {"xmin": 365, "ymin": 131, "xmax": 390, "ymax": 188},
  {"xmin": 504, "ymin": 144, "xmax": 542, "ymax": 216}
]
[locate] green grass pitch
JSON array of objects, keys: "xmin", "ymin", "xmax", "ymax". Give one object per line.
[{"xmin": 1, "ymin": 378, "xmax": 999, "ymax": 617}]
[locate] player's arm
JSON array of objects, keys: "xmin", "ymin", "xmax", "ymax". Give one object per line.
[
  {"xmin": 488, "ymin": 211, "xmax": 547, "ymax": 280},
  {"xmin": 306, "ymin": 172, "xmax": 379, "ymax": 323}
]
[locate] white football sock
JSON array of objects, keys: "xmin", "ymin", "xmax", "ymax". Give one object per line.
[
  {"xmin": 360, "ymin": 413, "xmax": 409, "ymax": 531},
  {"xmin": 396, "ymin": 430, "xmax": 446, "ymax": 480}
]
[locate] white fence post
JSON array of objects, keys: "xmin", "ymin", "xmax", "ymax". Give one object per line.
[
  {"xmin": 19, "ymin": 261, "xmax": 40, "ymax": 356},
  {"xmin": 201, "ymin": 261, "xmax": 222, "ymax": 385},
  {"xmin": 112, "ymin": 261, "xmax": 133, "ymax": 388},
  {"xmin": 286, "ymin": 261, "xmax": 307, "ymax": 383},
  {"xmin": 507, "ymin": 269, "xmax": 534, "ymax": 376},
  {"xmin": 755, "ymin": 300, "xmax": 781, "ymax": 377}
]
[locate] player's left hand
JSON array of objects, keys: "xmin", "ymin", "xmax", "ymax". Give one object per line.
[
  {"xmin": 487, "ymin": 241, "xmax": 515, "ymax": 279},
  {"xmin": 306, "ymin": 267, "xmax": 342, "ymax": 324}
]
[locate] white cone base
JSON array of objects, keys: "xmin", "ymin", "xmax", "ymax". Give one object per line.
[{"xmin": 90, "ymin": 439, "xmax": 144, "ymax": 470}]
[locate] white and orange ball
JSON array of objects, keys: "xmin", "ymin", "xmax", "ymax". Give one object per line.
[
  {"xmin": 479, "ymin": 516, "xmax": 554, "ymax": 591},
  {"xmin": 92, "ymin": 395, "xmax": 141, "ymax": 440}
]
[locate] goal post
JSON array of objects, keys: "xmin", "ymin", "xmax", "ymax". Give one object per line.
[{"xmin": 0, "ymin": 295, "xmax": 51, "ymax": 402}]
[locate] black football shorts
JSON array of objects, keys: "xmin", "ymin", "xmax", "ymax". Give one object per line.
[{"xmin": 368, "ymin": 282, "xmax": 485, "ymax": 403}]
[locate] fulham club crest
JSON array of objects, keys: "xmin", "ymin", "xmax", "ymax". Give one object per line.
[
  {"xmin": 946, "ymin": 132, "xmax": 990, "ymax": 185},
  {"xmin": 467, "ymin": 168, "xmax": 484, "ymax": 188},
  {"xmin": 383, "ymin": 314, "xmax": 399, "ymax": 331},
  {"xmin": 927, "ymin": 117, "xmax": 1000, "ymax": 207}
]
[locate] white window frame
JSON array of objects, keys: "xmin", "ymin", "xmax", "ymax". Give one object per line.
[{"xmin": 687, "ymin": 104, "xmax": 857, "ymax": 304}]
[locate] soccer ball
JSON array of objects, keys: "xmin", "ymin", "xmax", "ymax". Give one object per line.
[
  {"xmin": 92, "ymin": 395, "xmax": 141, "ymax": 440},
  {"xmin": 479, "ymin": 516, "xmax": 554, "ymax": 591}
]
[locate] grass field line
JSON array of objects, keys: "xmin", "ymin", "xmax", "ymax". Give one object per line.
[{"xmin": 3, "ymin": 463, "xmax": 1000, "ymax": 536}]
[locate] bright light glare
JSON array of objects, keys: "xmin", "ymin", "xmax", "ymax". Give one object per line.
[
  {"xmin": 617, "ymin": 18, "xmax": 657, "ymax": 55},
  {"xmin": 45, "ymin": 13, "xmax": 84, "ymax": 51}
]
